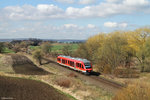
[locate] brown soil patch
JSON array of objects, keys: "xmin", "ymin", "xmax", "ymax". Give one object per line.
[
  {"xmin": 0, "ymin": 76, "xmax": 72, "ymax": 100},
  {"xmin": 13, "ymin": 64, "xmax": 50, "ymax": 75},
  {"xmin": 0, "ymin": 54, "xmax": 50, "ymax": 75}
]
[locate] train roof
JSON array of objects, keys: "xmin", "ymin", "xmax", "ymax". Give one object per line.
[{"xmin": 58, "ymin": 55, "xmax": 90, "ymax": 63}]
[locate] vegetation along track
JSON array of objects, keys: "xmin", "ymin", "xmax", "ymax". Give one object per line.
[
  {"xmin": 90, "ymin": 76, "xmax": 124, "ymax": 89},
  {"xmin": 43, "ymin": 57, "xmax": 125, "ymax": 93}
]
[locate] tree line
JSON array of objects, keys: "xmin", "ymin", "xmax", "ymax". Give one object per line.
[{"xmin": 75, "ymin": 27, "xmax": 150, "ymax": 73}]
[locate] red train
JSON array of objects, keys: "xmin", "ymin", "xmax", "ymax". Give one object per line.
[{"xmin": 57, "ymin": 55, "xmax": 92, "ymax": 74}]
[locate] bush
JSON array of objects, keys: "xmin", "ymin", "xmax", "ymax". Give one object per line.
[
  {"xmin": 113, "ymin": 67, "xmax": 140, "ymax": 78},
  {"xmin": 55, "ymin": 77, "xmax": 71, "ymax": 88},
  {"xmin": 113, "ymin": 83, "xmax": 150, "ymax": 100},
  {"xmin": 32, "ymin": 49, "xmax": 43, "ymax": 65},
  {"xmin": 103, "ymin": 65, "xmax": 112, "ymax": 74},
  {"xmin": 142, "ymin": 58, "xmax": 150, "ymax": 72},
  {"xmin": 0, "ymin": 42, "xmax": 5, "ymax": 53},
  {"xmin": 67, "ymin": 72, "xmax": 77, "ymax": 77},
  {"xmin": 62, "ymin": 45, "xmax": 72, "ymax": 56},
  {"xmin": 12, "ymin": 43, "xmax": 20, "ymax": 53},
  {"xmin": 41, "ymin": 42, "xmax": 52, "ymax": 55}
]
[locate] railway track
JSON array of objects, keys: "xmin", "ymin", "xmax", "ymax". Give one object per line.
[
  {"xmin": 43, "ymin": 57, "xmax": 125, "ymax": 93},
  {"xmin": 90, "ymin": 76, "xmax": 124, "ymax": 89}
]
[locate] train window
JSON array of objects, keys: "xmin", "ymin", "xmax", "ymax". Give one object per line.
[
  {"xmin": 84, "ymin": 63, "xmax": 91, "ymax": 69},
  {"xmin": 79, "ymin": 64, "xmax": 81, "ymax": 68},
  {"xmin": 82, "ymin": 65, "xmax": 84, "ymax": 69},
  {"xmin": 76, "ymin": 63, "xmax": 79, "ymax": 67},
  {"xmin": 57, "ymin": 58, "xmax": 60, "ymax": 61},
  {"xmin": 72, "ymin": 62, "xmax": 74, "ymax": 67},
  {"xmin": 62, "ymin": 59, "xmax": 66, "ymax": 64},
  {"xmin": 69, "ymin": 61, "xmax": 74, "ymax": 67}
]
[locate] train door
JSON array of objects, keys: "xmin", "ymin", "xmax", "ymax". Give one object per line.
[
  {"xmin": 76, "ymin": 63, "xmax": 79, "ymax": 69},
  {"xmin": 79, "ymin": 63, "xmax": 82, "ymax": 70},
  {"xmin": 74, "ymin": 62, "xmax": 76, "ymax": 69}
]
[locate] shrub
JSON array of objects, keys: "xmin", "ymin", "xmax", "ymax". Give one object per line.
[
  {"xmin": 41, "ymin": 42, "xmax": 52, "ymax": 55},
  {"xmin": 55, "ymin": 77, "xmax": 71, "ymax": 88},
  {"xmin": 67, "ymin": 72, "xmax": 77, "ymax": 77},
  {"xmin": 113, "ymin": 67, "xmax": 140, "ymax": 78},
  {"xmin": 32, "ymin": 49, "xmax": 43, "ymax": 65},
  {"xmin": 12, "ymin": 43, "xmax": 20, "ymax": 53},
  {"xmin": 103, "ymin": 65, "xmax": 112, "ymax": 74},
  {"xmin": 62, "ymin": 45, "xmax": 72, "ymax": 56},
  {"xmin": 113, "ymin": 83, "xmax": 150, "ymax": 100},
  {"xmin": 0, "ymin": 42, "xmax": 5, "ymax": 53}
]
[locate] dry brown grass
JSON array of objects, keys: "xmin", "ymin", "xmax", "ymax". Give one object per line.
[
  {"xmin": 113, "ymin": 67, "xmax": 140, "ymax": 78},
  {"xmin": 55, "ymin": 77, "xmax": 71, "ymax": 88},
  {"xmin": 67, "ymin": 72, "xmax": 78, "ymax": 78},
  {"xmin": 113, "ymin": 82, "xmax": 150, "ymax": 100}
]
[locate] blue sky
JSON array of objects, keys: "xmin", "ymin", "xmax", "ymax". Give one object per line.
[{"xmin": 0, "ymin": 0, "xmax": 150, "ymax": 39}]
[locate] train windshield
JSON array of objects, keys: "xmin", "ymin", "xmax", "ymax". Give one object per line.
[{"xmin": 84, "ymin": 63, "xmax": 91, "ymax": 69}]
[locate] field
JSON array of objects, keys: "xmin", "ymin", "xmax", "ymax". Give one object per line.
[
  {"xmin": 29, "ymin": 43, "xmax": 79, "ymax": 54},
  {"xmin": 0, "ymin": 76, "xmax": 73, "ymax": 100},
  {"xmin": 0, "ymin": 54, "xmax": 50, "ymax": 75},
  {"xmin": 2, "ymin": 48, "xmax": 14, "ymax": 53}
]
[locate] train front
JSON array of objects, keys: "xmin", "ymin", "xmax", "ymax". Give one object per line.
[{"xmin": 84, "ymin": 62, "xmax": 92, "ymax": 74}]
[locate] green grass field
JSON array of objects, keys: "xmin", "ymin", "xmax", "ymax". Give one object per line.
[
  {"xmin": 51, "ymin": 43, "xmax": 79, "ymax": 53},
  {"xmin": 2, "ymin": 48, "xmax": 14, "ymax": 53},
  {"xmin": 29, "ymin": 43, "xmax": 79, "ymax": 54},
  {"xmin": 29, "ymin": 46, "xmax": 41, "ymax": 50}
]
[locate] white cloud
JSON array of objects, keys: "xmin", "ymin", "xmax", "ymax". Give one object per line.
[
  {"xmin": 119, "ymin": 23, "xmax": 128, "ymax": 28},
  {"xmin": 1, "ymin": 4, "xmax": 65, "ymax": 20},
  {"xmin": 66, "ymin": 6, "xmax": 93, "ymax": 18},
  {"xmin": 123, "ymin": 0, "xmax": 149, "ymax": 6},
  {"xmin": 104, "ymin": 22, "xmax": 117, "ymax": 28},
  {"xmin": 54, "ymin": 0, "xmax": 75, "ymax": 4},
  {"xmin": 0, "ymin": 22, "xmax": 100, "ymax": 39},
  {"xmin": 66, "ymin": 0, "xmax": 150, "ymax": 18},
  {"xmin": 87, "ymin": 24, "xmax": 96, "ymax": 28},
  {"xmin": 78, "ymin": 0, "xmax": 97, "ymax": 5},
  {"xmin": 106, "ymin": 0, "xmax": 121, "ymax": 3},
  {"xmin": 0, "ymin": 0, "xmax": 150, "ymax": 21},
  {"xmin": 63, "ymin": 24, "xmax": 78, "ymax": 28},
  {"xmin": 104, "ymin": 22, "xmax": 128, "ymax": 28}
]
